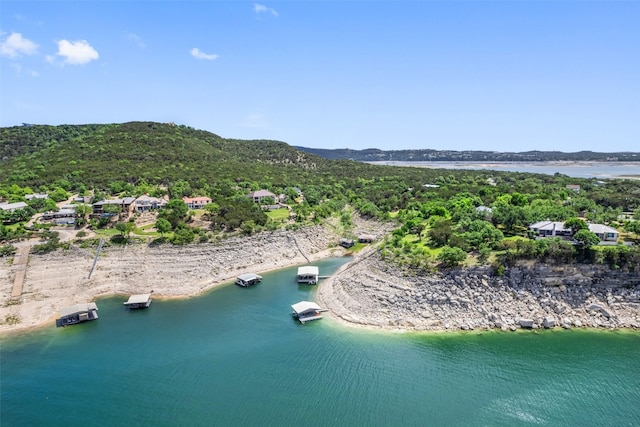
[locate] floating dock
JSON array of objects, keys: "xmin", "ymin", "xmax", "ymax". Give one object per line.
[
  {"xmin": 56, "ymin": 302, "xmax": 99, "ymax": 327},
  {"xmin": 123, "ymin": 293, "xmax": 152, "ymax": 309},
  {"xmin": 296, "ymin": 266, "xmax": 319, "ymax": 284},
  {"xmin": 291, "ymin": 301, "xmax": 328, "ymax": 324},
  {"xmin": 236, "ymin": 273, "xmax": 263, "ymax": 287}
]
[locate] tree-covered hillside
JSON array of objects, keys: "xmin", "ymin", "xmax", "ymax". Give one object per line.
[{"xmin": 1, "ymin": 122, "xmax": 639, "ymax": 264}]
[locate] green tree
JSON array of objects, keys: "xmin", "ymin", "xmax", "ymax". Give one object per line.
[
  {"xmin": 155, "ymin": 218, "xmax": 172, "ymax": 236},
  {"xmin": 564, "ymin": 217, "xmax": 588, "ymax": 233},
  {"xmin": 169, "ymin": 179, "xmax": 191, "ymax": 198},
  {"xmin": 203, "ymin": 202, "xmax": 220, "ymax": 219},
  {"xmin": 75, "ymin": 203, "xmax": 93, "ymax": 220},
  {"xmin": 103, "ymin": 203, "xmax": 122, "ymax": 216},
  {"xmin": 159, "ymin": 199, "xmax": 189, "ymax": 228},
  {"xmin": 427, "ymin": 217, "xmax": 453, "ymax": 247},
  {"xmin": 49, "ymin": 187, "xmax": 69, "ymax": 203},
  {"xmin": 624, "ymin": 221, "xmax": 640, "ymax": 242},
  {"xmin": 171, "ymin": 223, "xmax": 195, "ymax": 245},
  {"xmin": 437, "ymin": 246, "xmax": 467, "ymax": 267},
  {"xmin": 573, "ymin": 229, "xmax": 600, "ymax": 248},
  {"xmin": 115, "ymin": 221, "xmax": 135, "ymax": 238}
]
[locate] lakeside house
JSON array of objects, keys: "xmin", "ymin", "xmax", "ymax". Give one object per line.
[
  {"xmin": 92, "ymin": 197, "xmax": 136, "ymax": 216},
  {"xmin": 134, "ymin": 194, "xmax": 167, "ymax": 212},
  {"xmin": 247, "ymin": 189, "xmax": 277, "ymax": 204},
  {"xmin": 25, "ymin": 193, "xmax": 49, "ymax": 200},
  {"xmin": 529, "ymin": 221, "xmax": 619, "ymax": 243},
  {"xmin": 0, "ymin": 202, "xmax": 29, "ymax": 212},
  {"xmin": 566, "ymin": 184, "xmax": 581, "ymax": 193},
  {"xmin": 182, "ymin": 196, "xmax": 211, "ymax": 210},
  {"xmin": 42, "ymin": 208, "xmax": 76, "ymax": 224}
]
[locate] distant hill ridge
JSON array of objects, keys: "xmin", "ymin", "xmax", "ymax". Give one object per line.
[
  {"xmin": 294, "ymin": 146, "xmax": 640, "ymax": 162},
  {"xmin": 2, "ymin": 121, "xmax": 636, "ymax": 190}
]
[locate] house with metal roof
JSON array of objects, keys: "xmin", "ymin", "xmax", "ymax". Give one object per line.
[
  {"xmin": 529, "ymin": 221, "xmax": 619, "ymax": 243},
  {"xmin": 0, "ymin": 202, "xmax": 28, "ymax": 212},
  {"xmin": 587, "ymin": 224, "xmax": 619, "ymax": 242}
]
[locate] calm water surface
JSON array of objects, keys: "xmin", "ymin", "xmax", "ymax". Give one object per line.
[
  {"xmin": 369, "ymin": 161, "xmax": 640, "ymax": 179},
  {"xmin": 2, "ymin": 257, "xmax": 639, "ymax": 426}
]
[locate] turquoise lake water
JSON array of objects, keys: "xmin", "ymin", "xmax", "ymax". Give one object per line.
[{"xmin": 2, "ymin": 257, "xmax": 640, "ymax": 426}]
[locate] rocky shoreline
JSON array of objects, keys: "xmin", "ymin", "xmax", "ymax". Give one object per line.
[
  {"xmin": 0, "ymin": 225, "xmax": 346, "ymax": 335},
  {"xmin": 318, "ymin": 250, "xmax": 640, "ymax": 332},
  {"xmin": 3, "ymin": 216, "xmax": 639, "ymax": 335}
]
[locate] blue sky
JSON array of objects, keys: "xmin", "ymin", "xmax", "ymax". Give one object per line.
[{"xmin": 1, "ymin": 1, "xmax": 638, "ymax": 152}]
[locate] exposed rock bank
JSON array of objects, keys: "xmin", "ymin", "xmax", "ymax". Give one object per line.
[
  {"xmin": 0, "ymin": 226, "xmax": 341, "ymax": 334},
  {"xmin": 318, "ymin": 252, "xmax": 640, "ymax": 331}
]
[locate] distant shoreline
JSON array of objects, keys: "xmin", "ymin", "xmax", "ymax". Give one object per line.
[{"xmin": 367, "ymin": 160, "xmax": 640, "ymax": 180}]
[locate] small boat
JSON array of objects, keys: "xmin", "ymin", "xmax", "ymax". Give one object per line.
[
  {"xmin": 291, "ymin": 301, "xmax": 328, "ymax": 324},
  {"xmin": 236, "ymin": 273, "xmax": 263, "ymax": 287},
  {"xmin": 123, "ymin": 293, "xmax": 152, "ymax": 309},
  {"xmin": 56, "ymin": 302, "xmax": 99, "ymax": 327}
]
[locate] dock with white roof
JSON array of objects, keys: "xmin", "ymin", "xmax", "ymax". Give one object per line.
[
  {"xmin": 296, "ymin": 266, "xmax": 319, "ymax": 284},
  {"xmin": 291, "ymin": 301, "xmax": 328, "ymax": 323},
  {"xmin": 56, "ymin": 302, "xmax": 99, "ymax": 327},
  {"xmin": 123, "ymin": 293, "xmax": 152, "ymax": 309}
]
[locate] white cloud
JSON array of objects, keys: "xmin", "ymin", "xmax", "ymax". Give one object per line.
[
  {"xmin": 0, "ymin": 32, "xmax": 38, "ymax": 57},
  {"xmin": 8, "ymin": 63, "xmax": 39, "ymax": 77},
  {"xmin": 190, "ymin": 48, "xmax": 218, "ymax": 60},
  {"xmin": 126, "ymin": 33, "xmax": 146, "ymax": 48},
  {"xmin": 254, "ymin": 3, "xmax": 278, "ymax": 17},
  {"xmin": 55, "ymin": 39, "xmax": 99, "ymax": 65}
]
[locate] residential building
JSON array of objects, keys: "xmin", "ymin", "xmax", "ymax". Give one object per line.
[
  {"xmin": 0, "ymin": 202, "xmax": 29, "ymax": 212},
  {"xmin": 182, "ymin": 196, "xmax": 211, "ymax": 210},
  {"xmin": 92, "ymin": 197, "xmax": 136, "ymax": 215},
  {"xmin": 529, "ymin": 221, "xmax": 619, "ymax": 243},
  {"xmin": 247, "ymin": 190, "xmax": 277, "ymax": 204},
  {"xmin": 134, "ymin": 195, "xmax": 167, "ymax": 212}
]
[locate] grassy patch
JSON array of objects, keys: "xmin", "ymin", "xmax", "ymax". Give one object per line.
[
  {"xmin": 133, "ymin": 224, "xmax": 161, "ymax": 237},
  {"xmin": 265, "ymin": 208, "xmax": 290, "ymax": 221},
  {"xmin": 93, "ymin": 228, "xmax": 121, "ymax": 237}
]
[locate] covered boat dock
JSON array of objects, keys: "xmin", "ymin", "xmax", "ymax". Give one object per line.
[
  {"xmin": 291, "ymin": 301, "xmax": 328, "ymax": 323},
  {"xmin": 296, "ymin": 266, "xmax": 319, "ymax": 284},
  {"xmin": 123, "ymin": 293, "xmax": 152, "ymax": 309},
  {"xmin": 56, "ymin": 302, "xmax": 99, "ymax": 327},
  {"xmin": 236, "ymin": 273, "xmax": 263, "ymax": 287}
]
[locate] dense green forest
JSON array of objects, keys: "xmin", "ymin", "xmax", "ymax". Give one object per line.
[{"xmin": 1, "ymin": 122, "xmax": 639, "ymax": 267}]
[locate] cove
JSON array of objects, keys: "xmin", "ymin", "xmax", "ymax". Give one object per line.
[{"xmin": 1, "ymin": 256, "xmax": 639, "ymax": 426}]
